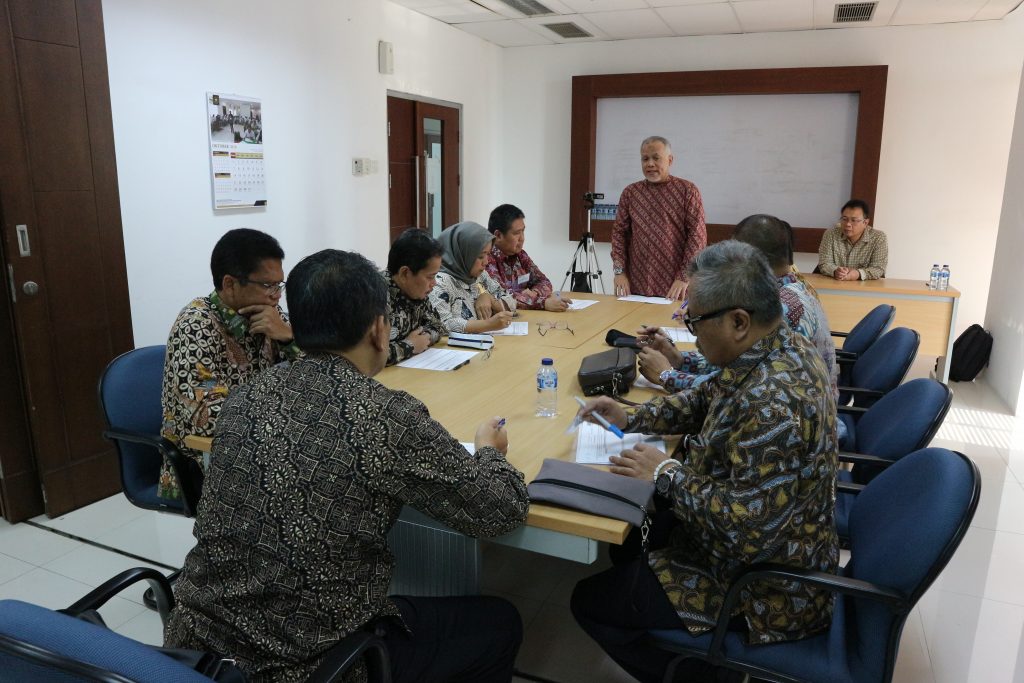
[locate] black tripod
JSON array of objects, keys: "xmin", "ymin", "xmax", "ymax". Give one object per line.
[{"xmin": 561, "ymin": 192, "xmax": 606, "ymax": 294}]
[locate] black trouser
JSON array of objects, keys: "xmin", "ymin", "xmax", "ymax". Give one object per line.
[
  {"xmin": 383, "ymin": 595, "xmax": 522, "ymax": 683},
  {"xmin": 571, "ymin": 508, "xmax": 745, "ymax": 683}
]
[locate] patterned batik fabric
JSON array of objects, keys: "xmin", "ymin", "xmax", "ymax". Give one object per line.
[
  {"xmin": 158, "ymin": 292, "xmax": 300, "ymax": 500},
  {"xmin": 817, "ymin": 225, "xmax": 889, "ymax": 280},
  {"xmin": 661, "ymin": 274, "xmax": 839, "ymax": 399},
  {"xmin": 163, "ymin": 354, "xmax": 530, "ymax": 683},
  {"xmin": 382, "ymin": 269, "xmax": 446, "ymax": 365},
  {"xmin": 626, "ymin": 324, "xmax": 839, "ymax": 645},
  {"xmin": 484, "ymin": 245, "xmax": 555, "ymax": 310},
  {"xmin": 428, "ymin": 271, "xmax": 516, "ymax": 334},
  {"xmin": 611, "ymin": 176, "xmax": 707, "ymax": 297}
]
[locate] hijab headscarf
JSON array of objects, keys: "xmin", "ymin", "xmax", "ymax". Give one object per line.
[{"xmin": 438, "ymin": 221, "xmax": 492, "ymax": 285}]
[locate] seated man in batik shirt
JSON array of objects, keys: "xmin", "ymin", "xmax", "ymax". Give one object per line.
[
  {"xmin": 636, "ymin": 214, "xmax": 838, "ymax": 399},
  {"xmin": 485, "ymin": 203, "xmax": 570, "ymax": 311},
  {"xmin": 383, "ymin": 228, "xmax": 446, "ymax": 365},
  {"xmin": 572, "ymin": 240, "xmax": 838, "ymax": 683},
  {"xmin": 164, "ymin": 249, "xmax": 529, "ymax": 683},
  {"xmin": 159, "ymin": 228, "xmax": 300, "ymax": 501}
]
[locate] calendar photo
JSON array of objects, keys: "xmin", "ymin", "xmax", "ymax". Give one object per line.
[{"xmin": 207, "ymin": 92, "xmax": 267, "ymax": 210}]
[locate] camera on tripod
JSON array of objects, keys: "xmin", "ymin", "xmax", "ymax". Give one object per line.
[
  {"xmin": 562, "ymin": 191, "xmax": 607, "ymax": 294},
  {"xmin": 582, "ymin": 192, "xmax": 605, "ymax": 209}
]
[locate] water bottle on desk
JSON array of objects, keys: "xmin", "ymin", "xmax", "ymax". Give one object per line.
[
  {"xmin": 938, "ymin": 265, "xmax": 950, "ymax": 291},
  {"xmin": 928, "ymin": 264, "xmax": 940, "ymax": 290},
  {"xmin": 536, "ymin": 358, "xmax": 558, "ymax": 417}
]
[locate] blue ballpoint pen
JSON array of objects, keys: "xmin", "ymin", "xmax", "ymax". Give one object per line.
[{"xmin": 574, "ymin": 396, "xmax": 624, "ymax": 439}]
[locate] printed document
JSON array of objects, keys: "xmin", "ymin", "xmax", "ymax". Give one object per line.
[
  {"xmin": 574, "ymin": 422, "xmax": 666, "ymax": 465},
  {"xmin": 398, "ymin": 348, "xmax": 477, "ymax": 371},
  {"xmin": 566, "ymin": 299, "xmax": 599, "ymax": 311},
  {"xmin": 490, "ymin": 321, "xmax": 529, "ymax": 336},
  {"xmin": 617, "ymin": 295, "xmax": 674, "ymax": 305},
  {"xmin": 662, "ymin": 327, "xmax": 697, "ymax": 343}
]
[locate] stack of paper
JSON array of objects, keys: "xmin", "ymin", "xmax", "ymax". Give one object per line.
[
  {"xmin": 566, "ymin": 299, "xmax": 599, "ymax": 311},
  {"xmin": 574, "ymin": 422, "xmax": 666, "ymax": 465},
  {"xmin": 489, "ymin": 321, "xmax": 529, "ymax": 336},
  {"xmin": 663, "ymin": 327, "xmax": 697, "ymax": 343},
  {"xmin": 397, "ymin": 348, "xmax": 477, "ymax": 371},
  {"xmin": 617, "ymin": 295, "xmax": 674, "ymax": 305}
]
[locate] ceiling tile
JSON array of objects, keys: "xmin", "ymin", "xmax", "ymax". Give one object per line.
[
  {"xmin": 456, "ymin": 18, "xmax": 556, "ymax": 45},
  {"xmin": 972, "ymin": 0, "xmax": 1024, "ymax": 20},
  {"xmin": 418, "ymin": 2, "xmax": 503, "ymax": 23},
  {"xmin": 390, "ymin": 0, "xmax": 453, "ymax": 9},
  {"xmin": 583, "ymin": 8, "xmax": 676, "ymax": 38},
  {"xmin": 559, "ymin": 0, "xmax": 649, "ymax": 12},
  {"xmin": 890, "ymin": 0, "xmax": 988, "ymax": 25},
  {"xmin": 472, "ymin": 0, "xmax": 576, "ymax": 16},
  {"xmin": 649, "ymin": 0, "xmax": 729, "ymax": 6},
  {"xmin": 732, "ymin": 0, "xmax": 814, "ymax": 32},
  {"xmin": 812, "ymin": 0, "xmax": 898, "ymax": 28},
  {"xmin": 655, "ymin": 2, "xmax": 741, "ymax": 34}
]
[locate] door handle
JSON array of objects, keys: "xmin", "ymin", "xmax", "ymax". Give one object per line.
[
  {"xmin": 22, "ymin": 281, "xmax": 39, "ymax": 296},
  {"xmin": 413, "ymin": 155, "xmax": 420, "ymax": 228},
  {"xmin": 15, "ymin": 224, "xmax": 30, "ymax": 256}
]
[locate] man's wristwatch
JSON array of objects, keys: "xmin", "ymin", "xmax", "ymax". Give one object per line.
[
  {"xmin": 613, "ymin": 267, "xmax": 624, "ymax": 275},
  {"xmin": 655, "ymin": 464, "xmax": 680, "ymax": 497}
]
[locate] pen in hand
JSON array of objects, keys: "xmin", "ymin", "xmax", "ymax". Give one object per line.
[
  {"xmin": 496, "ymin": 418, "xmax": 506, "ymax": 430},
  {"xmin": 574, "ymin": 396, "xmax": 624, "ymax": 439}
]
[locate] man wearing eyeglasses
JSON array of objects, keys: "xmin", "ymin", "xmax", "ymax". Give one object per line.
[
  {"xmin": 817, "ymin": 199, "xmax": 888, "ymax": 280},
  {"xmin": 572, "ymin": 241, "xmax": 837, "ymax": 683},
  {"xmin": 158, "ymin": 228, "xmax": 300, "ymax": 501}
]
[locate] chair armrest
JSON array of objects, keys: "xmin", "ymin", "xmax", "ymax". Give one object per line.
[
  {"xmin": 703, "ymin": 563, "xmax": 907, "ymax": 662},
  {"xmin": 838, "ymin": 451, "xmax": 892, "ymax": 468},
  {"xmin": 836, "ymin": 386, "xmax": 885, "ymax": 399},
  {"xmin": 835, "ymin": 349, "xmax": 857, "ymax": 359},
  {"xmin": 831, "ymin": 331, "xmax": 849, "ymax": 338},
  {"xmin": 835, "ymin": 355, "xmax": 856, "ymax": 368},
  {"xmin": 837, "ymin": 405, "xmax": 868, "ymax": 416},
  {"xmin": 306, "ymin": 631, "xmax": 391, "ymax": 683},
  {"xmin": 837, "ymin": 481, "xmax": 866, "ymax": 494},
  {"xmin": 103, "ymin": 428, "xmax": 204, "ymax": 517},
  {"xmin": 61, "ymin": 568, "xmax": 175, "ymax": 625}
]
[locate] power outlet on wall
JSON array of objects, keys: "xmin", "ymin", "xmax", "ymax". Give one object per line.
[{"xmin": 352, "ymin": 158, "xmax": 376, "ymax": 176}]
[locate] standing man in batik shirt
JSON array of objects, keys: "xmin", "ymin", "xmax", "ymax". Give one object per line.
[
  {"xmin": 159, "ymin": 228, "xmax": 300, "ymax": 501},
  {"xmin": 485, "ymin": 204, "xmax": 570, "ymax": 312},
  {"xmin": 817, "ymin": 198, "xmax": 888, "ymax": 280},
  {"xmin": 165, "ymin": 249, "xmax": 529, "ymax": 683},
  {"xmin": 637, "ymin": 215, "xmax": 838, "ymax": 398},
  {"xmin": 383, "ymin": 228, "xmax": 446, "ymax": 365},
  {"xmin": 611, "ymin": 136, "xmax": 707, "ymax": 300},
  {"xmin": 572, "ymin": 241, "xmax": 838, "ymax": 683}
]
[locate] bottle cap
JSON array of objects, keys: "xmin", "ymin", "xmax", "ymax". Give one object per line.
[{"xmin": 542, "ymin": 358, "xmax": 553, "ymax": 365}]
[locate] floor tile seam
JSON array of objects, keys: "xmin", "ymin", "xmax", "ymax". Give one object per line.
[
  {"xmin": 906, "ymin": 609, "xmax": 938, "ymax": 683},
  {"xmin": 22, "ymin": 520, "xmax": 179, "ymax": 572},
  {"xmin": 923, "ymin": 586, "xmax": 1024, "ymax": 609},
  {"xmin": 32, "ymin": 509, "xmax": 151, "ymax": 539}
]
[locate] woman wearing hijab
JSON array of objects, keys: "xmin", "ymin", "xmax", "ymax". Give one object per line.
[{"xmin": 429, "ymin": 221, "xmax": 517, "ymax": 334}]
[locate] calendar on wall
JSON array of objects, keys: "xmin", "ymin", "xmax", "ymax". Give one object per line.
[{"xmin": 207, "ymin": 92, "xmax": 266, "ymax": 210}]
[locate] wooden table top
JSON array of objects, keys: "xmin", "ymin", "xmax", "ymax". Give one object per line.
[{"xmin": 803, "ymin": 273, "xmax": 961, "ymax": 299}]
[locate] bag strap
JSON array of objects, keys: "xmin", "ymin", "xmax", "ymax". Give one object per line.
[{"xmin": 532, "ymin": 477, "xmax": 651, "ymax": 553}]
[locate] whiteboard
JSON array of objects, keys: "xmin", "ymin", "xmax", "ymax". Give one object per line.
[{"xmin": 595, "ymin": 94, "xmax": 859, "ymax": 227}]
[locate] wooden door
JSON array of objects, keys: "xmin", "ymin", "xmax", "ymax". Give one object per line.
[
  {"xmin": 387, "ymin": 95, "xmax": 460, "ymax": 243},
  {"xmin": 0, "ymin": 0, "xmax": 133, "ymax": 520}
]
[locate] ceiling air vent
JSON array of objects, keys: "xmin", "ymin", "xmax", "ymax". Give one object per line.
[
  {"xmin": 833, "ymin": 2, "xmax": 877, "ymax": 22},
  {"xmin": 543, "ymin": 22, "xmax": 593, "ymax": 39},
  {"xmin": 493, "ymin": 0, "xmax": 556, "ymax": 17}
]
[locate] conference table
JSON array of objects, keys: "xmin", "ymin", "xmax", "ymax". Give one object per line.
[{"xmin": 803, "ymin": 274, "xmax": 961, "ymax": 381}]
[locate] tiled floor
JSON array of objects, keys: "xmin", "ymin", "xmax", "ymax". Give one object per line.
[{"xmin": 3, "ymin": 368, "xmax": 1024, "ymax": 682}]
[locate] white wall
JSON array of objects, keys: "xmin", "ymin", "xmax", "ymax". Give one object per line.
[
  {"xmin": 501, "ymin": 14, "xmax": 1024, "ymax": 332},
  {"xmin": 984, "ymin": 60, "xmax": 1024, "ymax": 413},
  {"xmin": 103, "ymin": 0, "xmax": 503, "ymax": 345}
]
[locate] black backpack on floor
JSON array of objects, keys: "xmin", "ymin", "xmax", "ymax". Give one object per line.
[{"xmin": 948, "ymin": 324, "xmax": 993, "ymax": 382}]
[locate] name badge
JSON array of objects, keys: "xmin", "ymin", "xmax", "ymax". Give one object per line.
[{"xmin": 517, "ymin": 273, "xmax": 530, "ymax": 285}]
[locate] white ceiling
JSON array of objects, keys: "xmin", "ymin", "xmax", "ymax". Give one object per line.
[{"xmin": 388, "ymin": 0, "xmax": 1023, "ymax": 46}]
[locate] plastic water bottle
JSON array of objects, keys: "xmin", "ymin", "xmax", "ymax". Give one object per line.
[
  {"xmin": 536, "ymin": 358, "xmax": 558, "ymax": 417},
  {"xmin": 938, "ymin": 265, "xmax": 950, "ymax": 291},
  {"xmin": 928, "ymin": 264, "xmax": 940, "ymax": 290}
]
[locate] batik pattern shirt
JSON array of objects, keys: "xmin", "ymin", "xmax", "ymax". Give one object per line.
[
  {"xmin": 484, "ymin": 245, "xmax": 555, "ymax": 310},
  {"xmin": 661, "ymin": 274, "xmax": 839, "ymax": 398},
  {"xmin": 382, "ymin": 269, "xmax": 446, "ymax": 365},
  {"xmin": 611, "ymin": 176, "xmax": 707, "ymax": 297},
  {"xmin": 627, "ymin": 324, "xmax": 838, "ymax": 645},
  {"xmin": 817, "ymin": 225, "xmax": 888, "ymax": 280},
  {"xmin": 428, "ymin": 271, "xmax": 516, "ymax": 334},
  {"xmin": 163, "ymin": 354, "xmax": 529, "ymax": 683},
  {"xmin": 159, "ymin": 292, "xmax": 300, "ymax": 500}
]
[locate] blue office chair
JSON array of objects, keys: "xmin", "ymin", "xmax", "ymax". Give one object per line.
[
  {"xmin": 837, "ymin": 327, "xmax": 920, "ymax": 412},
  {"xmin": 0, "ymin": 567, "xmax": 391, "ymax": 682},
  {"xmin": 648, "ymin": 447, "xmax": 980, "ymax": 683},
  {"xmin": 97, "ymin": 345, "xmax": 203, "ymax": 518},
  {"xmin": 833, "ymin": 304, "xmax": 896, "ymax": 387},
  {"xmin": 835, "ymin": 378, "xmax": 953, "ymax": 539}
]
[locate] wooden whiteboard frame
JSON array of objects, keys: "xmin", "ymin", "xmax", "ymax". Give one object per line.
[{"xmin": 569, "ymin": 66, "xmax": 888, "ymax": 252}]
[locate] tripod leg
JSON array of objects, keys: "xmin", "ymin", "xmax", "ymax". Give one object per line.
[{"xmin": 585, "ymin": 236, "xmax": 606, "ymax": 294}]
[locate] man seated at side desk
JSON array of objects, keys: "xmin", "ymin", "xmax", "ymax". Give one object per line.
[
  {"xmin": 164, "ymin": 249, "xmax": 530, "ymax": 683},
  {"xmin": 571, "ymin": 240, "xmax": 838, "ymax": 683},
  {"xmin": 817, "ymin": 198, "xmax": 888, "ymax": 281},
  {"xmin": 159, "ymin": 228, "xmax": 300, "ymax": 501}
]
